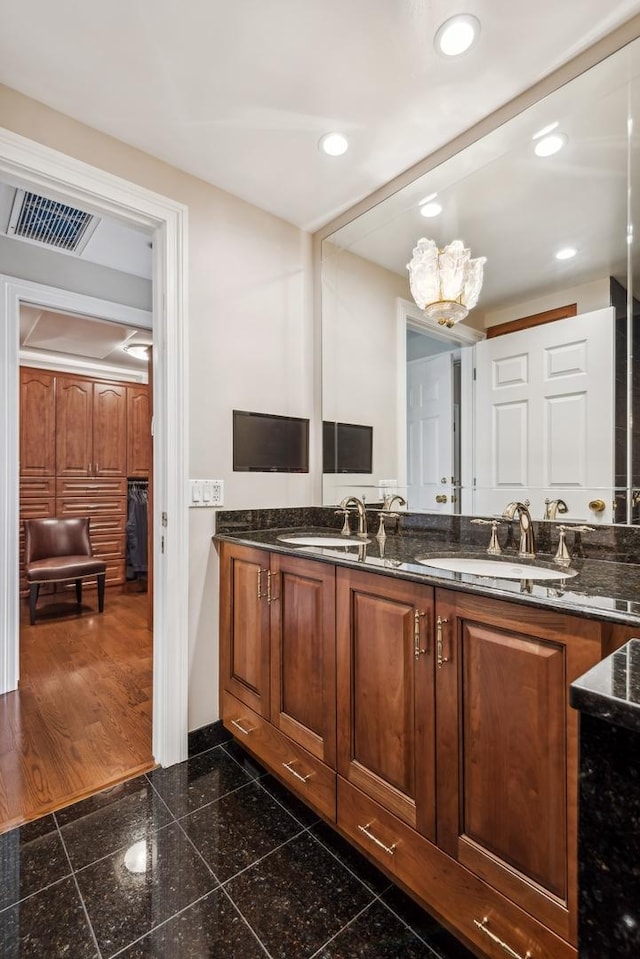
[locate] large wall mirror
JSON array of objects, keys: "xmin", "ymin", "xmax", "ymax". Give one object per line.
[{"xmin": 321, "ymin": 34, "xmax": 640, "ymax": 525}]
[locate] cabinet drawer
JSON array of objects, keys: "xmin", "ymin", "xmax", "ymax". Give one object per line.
[
  {"xmin": 337, "ymin": 778, "xmax": 575, "ymax": 959},
  {"xmin": 57, "ymin": 496, "xmax": 127, "ymax": 518},
  {"xmin": 19, "ymin": 497, "xmax": 56, "ymax": 520},
  {"xmin": 89, "ymin": 515, "xmax": 127, "ymax": 536},
  {"xmin": 56, "ymin": 477, "xmax": 127, "ymax": 497},
  {"xmin": 20, "ymin": 476, "xmax": 55, "ymax": 498},
  {"xmin": 91, "ymin": 535, "xmax": 125, "ymax": 562},
  {"xmin": 222, "ymin": 690, "xmax": 336, "ymax": 822}
]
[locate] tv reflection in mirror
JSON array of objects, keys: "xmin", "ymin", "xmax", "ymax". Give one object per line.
[
  {"xmin": 323, "ymin": 421, "xmax": 373, "ymax": 474},
  {"xmin": 233, "ymin": 410, "xmax": 309, "ymax": 472}
]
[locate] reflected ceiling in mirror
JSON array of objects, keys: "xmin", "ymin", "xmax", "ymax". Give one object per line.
[{"xmin": 321, "ymin": 34, "xmax": 640, "ymax": 524}]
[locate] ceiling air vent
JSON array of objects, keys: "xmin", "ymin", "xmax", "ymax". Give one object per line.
[{"xmin": 7, "ymin": 189, "xmax": 100, "ymax": 253}]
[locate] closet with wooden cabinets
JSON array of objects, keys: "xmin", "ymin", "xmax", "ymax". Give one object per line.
[{"xmin": 19, "ymin": 366, "xmax": 151, "ymax": 595}]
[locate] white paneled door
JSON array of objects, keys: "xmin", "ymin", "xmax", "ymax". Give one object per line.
[
  {"xmin": 407, "ymin": 352, "xmax": 454, "ymax": 513},
  {"xmin": 474, "ymin": 307, "xmax": 615, "ymax": 523}
]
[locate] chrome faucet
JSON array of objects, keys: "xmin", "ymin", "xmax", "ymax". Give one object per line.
[
  {"xmin": 339, "ymin": 496, "xmax": 368, "ymax": 539},
  {"xmin": 544, "ymin": 498, "xmax": 568, "ymax": 520},
  {"xmin": 502, "ymin": 500, "xmax": 536, "ymax": 558}
]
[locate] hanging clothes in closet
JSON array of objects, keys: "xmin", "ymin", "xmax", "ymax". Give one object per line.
[{"xmin": 126, "ymin": 479, "xmax": 148, "ymax": 581}]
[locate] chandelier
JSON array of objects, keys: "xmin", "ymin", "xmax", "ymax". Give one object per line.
[{"xmin": 407, "ymin": 238, "xmax": 486, "ymax": 328}]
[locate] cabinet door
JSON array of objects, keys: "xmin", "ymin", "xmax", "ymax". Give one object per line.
[
  {"xmin": 435, "ymin": 588, "xmax": 602, "ymax": 945},
  {"xmin": 56, "ymin": 375, "xmax": 93, "ymax": 477},
  {"xmin": 127, "ymin": 384, "xmax": 151, "ymax": 477},
  {"xmin": 19, "ymin": 368, "xmax": 56, "ymax": 477},
  {"xmin": 93, "ymin": 382, "xmax": 127, "ymax": 476},
  {"xmin": 219, "ymin": 542, "xmax": 271, "ymax": 717},
  {"xmin": 270, "ymin": 553, "xmax": 336, "ymax": 767},
  {"xmin": 336, "ymin": 568, "xmax": 435, "ymax": 839}
]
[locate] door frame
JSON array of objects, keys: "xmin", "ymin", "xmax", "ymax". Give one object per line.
[
  {"xmin": 396, "ymin": 297, "xmax": 483, "ymax": 510},
  {"xmin": 0, "ymin": 126, "xmax": 189, "ymax": 768}
]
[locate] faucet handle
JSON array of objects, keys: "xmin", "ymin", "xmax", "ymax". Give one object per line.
[
  {"xmin": 334, "ymin": 508, "xmax": 352, "ymax": 536},
  {"xmin": 471, "ymin": 518, "xmax": 503, "ymax": 555}
]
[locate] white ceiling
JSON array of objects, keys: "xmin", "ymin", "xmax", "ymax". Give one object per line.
[{"xmin": 1, "ymin": 1, "xmax": 640, "ymax": 232}]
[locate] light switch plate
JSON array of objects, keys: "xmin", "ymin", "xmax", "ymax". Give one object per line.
[{"xmin": 189, "ymin": 479, "xmax": 224, "ymax": 508}]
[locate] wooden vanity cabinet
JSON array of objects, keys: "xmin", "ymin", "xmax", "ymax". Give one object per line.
[
  {"xmin": 220, "ymin": 542, "xmax": 611, "ymax": 959},
  {"xmin": 220, "ymin": 541, "xmax": 337, "ymax": 816},
  {"xmin": 336, "ymin": 568, "xmax": 435, "ymax": 839},
  {"xmin": 434, "ymin": 589, "xmax": 602, "ymax": 946}
]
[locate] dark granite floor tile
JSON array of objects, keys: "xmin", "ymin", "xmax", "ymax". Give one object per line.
[
  {"xmin": 76, "ymin": 821, "xmax": 217, "ymax": 957},
  {"xmin": 188, "ymin": 721, "xmax": 232, "ymax": 758},
  {"xmin": 0, "ymin": 815, "xmax": 71, "ymax": 910},
  {"xmin": 56, "ymin": 775, "xmax": 173, "ymax": 870},
  {"xmin": 382, "ymin": 885, "xmax": 475, "ymax": 959},
  {"xmin": 182, "ymin": 780, "xmax": 302, "ymax": 882},
  {"xmin": 310, "ymin": 821, "xmax": 392, "ymax": 894},
  {"xmin": 149, "ymin": 745, "xmax": 254, "ymax": 818},
  {"xmin": 316, "ymin": 900, "xmax": 437, "ymax": 957},
  {"xmin": 0, "ymin": 876, "xmax": 98, "ymax": 958},
  {"xmin": 116, "ymin": 888, "xmax": 266, "ymax": 958},
  {"xmin": 225, "ymin": 831, "xmax": 375, "ymax": 959},
  {"xmin": 259, "ymin": 773, "xmax": 322, "ymax": 828},
  {"xmin": 222, "ymin": 740, "xmax": 268, "ymax": 779}
]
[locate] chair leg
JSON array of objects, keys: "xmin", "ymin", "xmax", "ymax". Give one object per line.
[
  {"xmin": 97, "ymin": 573, "xmax": 106, "ymax": 613},
  {"xmin": 29, "ymin": 583, "xmax": 40, "ymax": 625},
  {"xmin": 75, "ymin": 579, "xmax": 82, "ymax": 605}
]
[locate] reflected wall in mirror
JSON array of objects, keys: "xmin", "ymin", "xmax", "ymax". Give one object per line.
[{"xmin": 322, "ymin": 34, "xmax": 640, "ymax": 524}]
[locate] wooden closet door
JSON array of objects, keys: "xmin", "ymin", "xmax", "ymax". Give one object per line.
[
  {"xmin": 19, "ymin": 368, "xmax": 56, "ymax": 476},
  {"xmin": 93, "ymin": 382, "xmax": 127, "ymax": 476},
  {"xmin": 127, "ymin": 384, "xmax": 151, "ymax": 478},
  {"xmin": 56, "ymin": 376, "xmax": 93, "ymax": 477}
]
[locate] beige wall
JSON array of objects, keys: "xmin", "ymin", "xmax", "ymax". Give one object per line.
[
  {"xmin": 0, "ymin": 84, "xmax": 316, "ymax": 731},
  {"xmin": 322, "ymin": 242, "xmax": 410, "ymax": 504}
]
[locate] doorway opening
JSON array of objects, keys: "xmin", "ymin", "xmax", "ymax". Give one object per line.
[{"xmin": 0, "ymin": 126, "xmax": 189, "ymax": 788}]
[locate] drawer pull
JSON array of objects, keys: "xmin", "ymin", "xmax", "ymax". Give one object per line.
[
  {"xmin": 357, "ymin": 821, "xmax": 397, "ymax": 856},
  {"xmin": 231, "ymin": 718, "xmax": 255, "ymax": 736},
  {"xmin": 473, "ymin": 918, "xmax": 533, "ymax": 959},
  {"xmin": 282, "ymin": 760, "xmax": 314, "ymax": 783}
]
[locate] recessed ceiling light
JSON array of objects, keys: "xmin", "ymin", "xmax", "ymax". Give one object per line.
[
  {"xmin": 555, "ymin": 247, "xmax": 577, "ymax": 260},
  {"xmin": 534, "ymin": 133, "xmax": 567, "ymax": 157},
  {"xmin": 532, "ymin": 121, "xmax": 559, "ymax": 141},
  {"xmin": 319, "ymin": 133, "xmax": 349, "ymax": 156},
  {"xmin": 420, "ymin": 202, "xmax": 443, "ymax": 218},
  {"xmin": 434, "ymin": 14, "xmax": 480, "ymax": 57}
]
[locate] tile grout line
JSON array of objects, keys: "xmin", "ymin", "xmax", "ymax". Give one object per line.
[
  {"xmin": 105, "ymin": 888, "xmax": 223, "ymax": 959},
  {"xmin": 307, "ymin": 897, "xmax": 382, "ymax": 958},
  {"xmin": 305, "ymin": 826, "xmax": 394, "ymax": 898},
  {"xmin": 220, "ymin": 825, "xmax": 310, "ymax": 886},
  {"xmin": 54, "ymin": 812, "xmax": 104, "ymax": 959},
  {"xmin": 219, "ymin": 885, "xmax": 276, "ymax": 959},
  {"xmin": 377, "ymin": 896, "xmax": 447, "ymax": 958}
]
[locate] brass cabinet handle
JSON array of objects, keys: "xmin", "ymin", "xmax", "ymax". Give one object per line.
[
  {"xmin": 267, "ymin": 570, "xmax": 272, "ymax": 605},
  {"xmin": 436, "ymin": 615, "xmax": 450, "ymax": 668},
  {"xmin": 473, "ymin": 918, "xmax": 533, "ymax": 959},
  {"xmin": 588, "ymin": 499, "xmax": 606, "ymax": 512},
  {"xmin": 413, "ymin": 610, "xmax": 428, "ymax": 658},
  {"xmin": 435, "ymin": 494, "xmax": 448, "ymax": 504},
  {"xmin": 257, "ymin": 568, "xmax": 268, "ymax": 600},
  {"xmin": 282, "ymin": 760, "xmax": 313, "ymax": 783},
  {"xmin": 230, "ymin": 718, "xmax": 255, "ymax": 736},
  {"xmin": 357, "ymin": 821, "xmax": 397, "ymax": 856}
]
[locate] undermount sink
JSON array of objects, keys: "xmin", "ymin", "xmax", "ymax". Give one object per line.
[
  {"xmin": 278, "ymin": 535, "xmax": 371, "ymax": 547},
  {"xmin": 415, "ymin": 556, "xmax": 577, "ymax": 581}
]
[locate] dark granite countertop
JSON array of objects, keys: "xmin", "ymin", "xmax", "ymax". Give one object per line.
[
  {"xmin": 570, "ymin": 640, "xmax": 640, "ymax": 732},
  {"xmin": 213, "ymin": 517, "xmax": 640, "ymax": 629}
]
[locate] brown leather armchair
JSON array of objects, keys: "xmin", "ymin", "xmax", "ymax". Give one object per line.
[{"xmin": 24, "ymin": 517, "xmax": 107, "ymax": 625}]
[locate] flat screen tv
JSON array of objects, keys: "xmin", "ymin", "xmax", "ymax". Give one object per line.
[
  {"xmin": 233, "ymin": 410, "xmax": 309, "ymax": 473},
  {"xmin": 323, "ymin": 421, "xmax": 373, "ymax": 474}
]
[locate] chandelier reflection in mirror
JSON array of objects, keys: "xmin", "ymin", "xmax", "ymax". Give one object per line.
[{"xmin": 407, "ymin": 238, "xmax": 486, "ymax": 327}]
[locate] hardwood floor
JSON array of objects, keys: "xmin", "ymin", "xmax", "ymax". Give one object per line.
[{"xmin": 0, "ymin": 590, "xmax": 153, "ymax": 833}]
